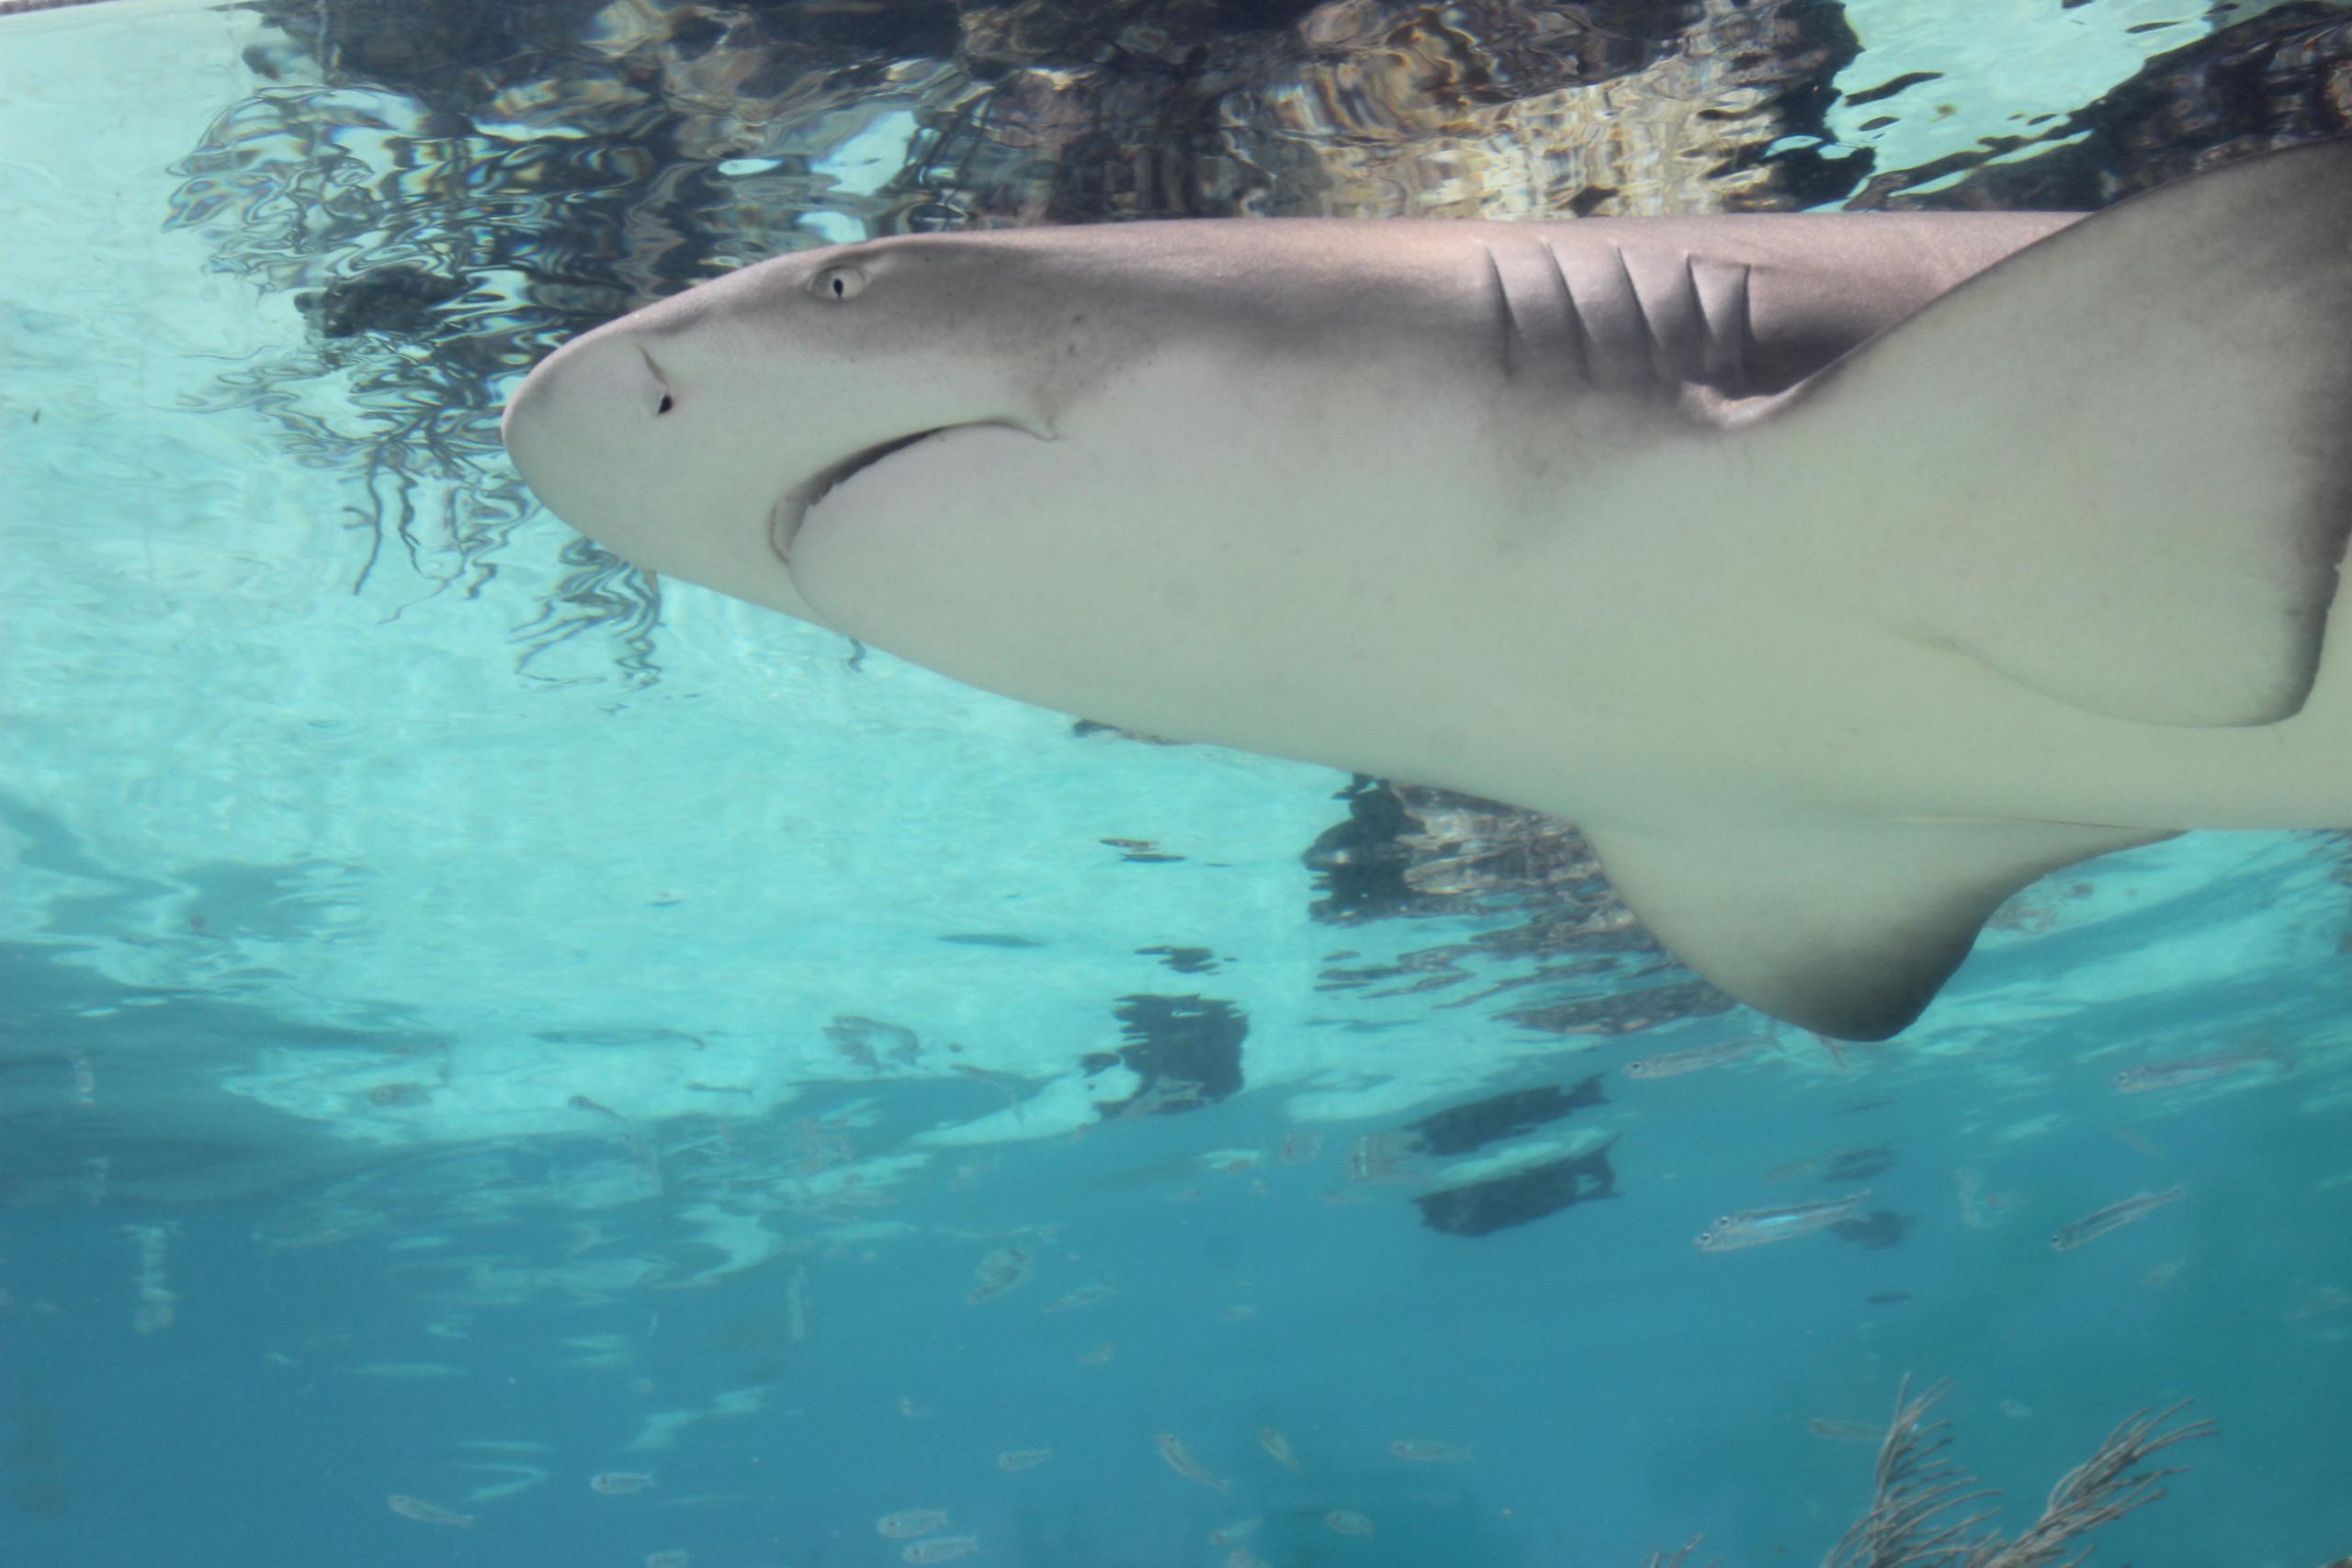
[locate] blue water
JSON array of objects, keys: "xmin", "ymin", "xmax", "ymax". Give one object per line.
[{"xmin": 4, "ymin": 2, "xmax": 2350, "ymax": 1566}]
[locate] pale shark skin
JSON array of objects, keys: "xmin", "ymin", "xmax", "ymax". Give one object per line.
[{"xmin": 503, "ymin": 141, "xmax": 2352, "ymax": 1040}]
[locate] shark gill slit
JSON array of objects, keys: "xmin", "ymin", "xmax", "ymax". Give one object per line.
[
  {"xmin": 1480, "ymin": 243, "xmax": 1522, "ymax": 380},
  {"xmin": 1608, "ymin": 241, "xmax": 1669, "ymax": 387},
  {"xmin": 1538, "ymin": 237, "xmax": 1592, "ymax": 384},
  {"xmin": 1709, "ymin": 259, "xmax": 1755, "ymax": 386}
]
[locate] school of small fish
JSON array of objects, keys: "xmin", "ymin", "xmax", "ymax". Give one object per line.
[{"xmin": 233, "ymin": 987, "xmax": 2312, "ymax": 1560}]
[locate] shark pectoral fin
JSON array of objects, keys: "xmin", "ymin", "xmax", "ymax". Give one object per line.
[
  {"xmin": 1778, "ymin": 140, "xmax": 2352, "ymax": 728},
  {"xmin": 1583, "ymin": 818, "xmax": 2175, "ymax": 1041}
]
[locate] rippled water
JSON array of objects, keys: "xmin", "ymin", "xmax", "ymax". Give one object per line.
[{"xmin": 4, "ymin": 3, "xmax": 2350, "ymax": 1564}]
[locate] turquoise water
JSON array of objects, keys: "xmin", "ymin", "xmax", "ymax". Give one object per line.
[{"xmin": 4, "ymin": 2, "xmax": 2350, "ymax": 1565}]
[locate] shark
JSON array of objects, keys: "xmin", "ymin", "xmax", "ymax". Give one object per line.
[{"xmin": 502, "ymin": 140, "xmax": 2352, "ymax": 1041}]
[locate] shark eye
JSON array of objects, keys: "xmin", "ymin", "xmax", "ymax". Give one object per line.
[{"xmin": 811, "ymin": 264, "xmax": 867, "ymax": 300}]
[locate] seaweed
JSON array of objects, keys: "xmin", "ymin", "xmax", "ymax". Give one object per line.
[
  {"xmin": 1825, "ymin": 1378, "xmax": 2213, "ymax": 1568},
  {"xmin": 1647, "ymin": 1378, "xmax": 2217, "ymax": 1568}
]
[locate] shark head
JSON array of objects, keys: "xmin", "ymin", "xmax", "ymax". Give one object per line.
[
  {"xmin": 501, "ymin": 221, "xmax": 1600, "ymax": 783},
  {"xmin": 501, "ymin": 234, "xmax": 1096, "ymax": 626}
]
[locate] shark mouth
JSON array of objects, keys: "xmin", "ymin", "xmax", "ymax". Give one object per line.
[{"xmin": 772, "ymin": 426, "xmax": 953, "ymax": 561}]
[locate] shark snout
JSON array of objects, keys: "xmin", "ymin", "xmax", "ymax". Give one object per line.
[
  {"xmin": 503, "ymin": 330, "xmax": 669, "ymax": 497},
  {"xmin": 502, "ymin": 325, "xmax": 701, "ymax": 571},
  {"xmin": 502, "ymin": 324, "xmax": 826, "ymax": 622}
]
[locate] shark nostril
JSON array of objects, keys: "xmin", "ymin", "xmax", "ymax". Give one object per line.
[{"xmin": 636, "ymin": 344, "xmax": 674, "ymax": 416}]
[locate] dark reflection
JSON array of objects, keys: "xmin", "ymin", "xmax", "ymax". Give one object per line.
[
  {"xmin": 1136, "ymin": 944, "xmax": 1220, "ymax": 975},
  {"xmin": 1406, "ymin": 1076, "xmax": 1606, "ymax": 1157},
  {"xmin": 1083, "ymin": 994, "xmax": 1246, "ymax": 1116},
  {"xmin": 5, "ymin": 1392, "xmax": 67, "ymax": 1519},
  {"xmin": 1831, "ymin": 1209, "xmax": 1915, "ymax": 1251},
  {"xmin": 1416, "ymin": 1137, "xmax": 1619, "ymax": 1236},
  {"xmin": 1850, "ymin": 8, "xmax": 2352, "ymax": 209},
  {"xmin": 1821, "ymin": 1145, "xmax": 1897, "ymax": 1185},
  {"xmin": 823, "ymin": 1014, "xmax": 923, "ymax": 1074},
  {"xmin": 10, "ymin": 1475, "xmax": 68, "ymax": 1519},
  {"xmin": 1307, "ymin": 779, "xmax": 1736, "ymax": 1043},
  {"xmin": 297, "ymin": 264, "xmax": 469, "ymax": 339},
  {"xmin": 245, "ymin": 0, "xmax": 616, "ymax": 97}
]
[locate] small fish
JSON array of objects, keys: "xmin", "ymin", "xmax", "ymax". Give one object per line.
[
  {"xmin": 457, "ymin": 1461, "xmax": 548, "ymax": 1503},
  {"xmin": 1623, "ymin": 1039, "xmax": 1767, "ymax": 1078},
  {"xmin": 2282, "ymin": 1285, "xmax": 2352, "ymax": 1321},
  {"xmin": 1806, "ymin": 1416, "xmax": 1882, "ymax": 1442},
  {"xmin": 967, "ymin": 1247, "xmax": 1033, "ymax": 1304},
  {"xmin": 1227, "ymin": 1552, "xmax": 1269, "ymax": 1568},
  {"xmin": 901, "ymin": 1536, "xmax": 981, "ymax": 1563},
  {"xmin": 1347, "ymin": 1130, "xmax": 1430, "ymax": 1184},
  {"xmin": 1078, "ymin": 1341, "xmax": 1116, "ymax": 1366},
  {"xmin": 1387, "ymin": 1438, "xmax": 1476, "ymax": 1461},
  {"xmin": 1952, "ymin": 1167, "xmax": 2024, "ymax": 1230},
  {"xmin": 2049, "ymin": 1185, "xmax": 2186, "ymax": 1252},
  {"xmin": 1209, "ymin": 1517, "xmax": 1264, "ymax": 1547},
  {"xmin": 1041, "ymin": 1283, "xmax": 1115, "ymax": 1313},
  {"xmin": 827, "ymin": 1013, "xmax": 920, "ymax": 1071},
  {"xmin": 1155, "ymin": 1432, "xmax": 1230, "ymax": 1491},
  {"xmin": 2110, "ymin": 1043, "xmax": 2284, "ymax": 1093},
  {"xmin": 591, "ymin": 1471, "xmax": 657, "ymax": 1495},
  {"xmin": 996, "ymin": 1448, "xmax": 1051, "ymax": 1472},
  {"xmin": 1324, "ymin": 1510, "xmax": 1376, "ymax": 1538},
  {"xmin": 1255, "ymin": 1426, "xmax": 1305, "ymax": 1475},
  {"xmin": 876, "ymin": 1509, "xmax": 950, "ymax": 1539},
  {"xmin": 386, "ymin": 1495, "xmax": 473, "ymax": 1528},
  {"xmin": 645, "ymin": 1553, "xmax": 690, "ymax": 1568},
  {"xmin": 1694, "ymin": 1190, "xmax": 1871, "ymax": 1252},
  {"xmin": 2143, "ymin": 1256, "xmax": 2190, "ymax": 1290}
]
